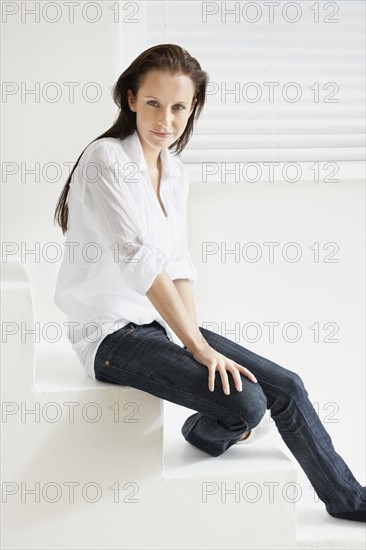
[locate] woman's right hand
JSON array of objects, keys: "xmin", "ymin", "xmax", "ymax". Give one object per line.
[{"xmin": 190, "ymin": 343, "xmax": 258, "ymax": 396}]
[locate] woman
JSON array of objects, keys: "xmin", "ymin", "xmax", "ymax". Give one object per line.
[{"xmin": 53, "ymin": 44, "xmax": 365, "ymax": 522}]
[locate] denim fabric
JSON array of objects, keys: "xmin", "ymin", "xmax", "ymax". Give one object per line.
[{"xmin": 94, "ymin": 320, "xmax": 366, "ymax": 515}]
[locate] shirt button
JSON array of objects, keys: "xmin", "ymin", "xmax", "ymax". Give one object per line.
[{"xmin": 138, "ymin": 234, "xmax": 146, "ymax": 244}]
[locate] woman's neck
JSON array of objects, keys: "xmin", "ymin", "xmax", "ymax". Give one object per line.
[{"xmin": 144, "ymin": 149, "xmax": 162, "ymax": 175}]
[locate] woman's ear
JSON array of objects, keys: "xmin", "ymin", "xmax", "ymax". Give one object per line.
[{"xmin": 127, "ymin": 89, "xmax": 137, "ymax": 112}]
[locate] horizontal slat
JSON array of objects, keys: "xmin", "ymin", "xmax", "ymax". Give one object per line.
[
  {"xmin": 184, "ymin": 134, "xmax": 365, "ymax": 149},
  {"xmin": 195, "ymin": 105, "xmax": 365, "ymax": 119},
  {"xmin": 148, "ymin": 36, "xmax": 364, "ymax": 53},
  {"xmin": 180, "ymin": 148, "xmax": 365, "ymax": 163},
  {"xmin": 192, "ymin": 119, "xmax": 365, "ymax": 135},
  {"xmin": 148, "ymin": 1, "xmax": 363, "ymax": 19},
  {"xmin": 204, "ymin": 96, "xmax": 365, "ymax": 107},
  {"xmin": 185, "ymin": 161, "xmax": 365, "ymax": 183}
]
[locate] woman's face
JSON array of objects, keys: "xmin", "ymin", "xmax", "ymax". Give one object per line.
[{"xmin": 127, "ymin": 69, "xmax": 196, "ymax": 158}]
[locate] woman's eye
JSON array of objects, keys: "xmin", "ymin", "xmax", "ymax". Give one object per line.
[{"xmin": 147, "ymin": 101, "xmax": 185, "ymax": 110}]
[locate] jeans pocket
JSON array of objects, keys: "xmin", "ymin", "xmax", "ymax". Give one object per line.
[{"xmin": 96, "ymin": 323, "xmax": 136, "ymax": 371}]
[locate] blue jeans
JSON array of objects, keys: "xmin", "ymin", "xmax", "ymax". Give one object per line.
[{"xmin": 94, "ymin": 320, "xmax": 366, "ymax": 515}]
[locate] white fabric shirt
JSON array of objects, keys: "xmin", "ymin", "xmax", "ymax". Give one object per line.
[{"xmin": 54, "ymin": 129, "xmax": 198, "ymax": 379}]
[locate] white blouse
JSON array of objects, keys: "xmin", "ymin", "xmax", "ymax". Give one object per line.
[{"xmin": 54, "ymin": 129, "xmax": 198, "ymax": 379}]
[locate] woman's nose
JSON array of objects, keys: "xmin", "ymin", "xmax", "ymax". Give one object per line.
[{"xmin": 157, "ymin": 109, "xmax": 172, "ymax": 128}]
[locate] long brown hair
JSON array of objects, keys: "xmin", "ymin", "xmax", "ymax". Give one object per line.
[{"xmin": 53, "ymin": 43, "xmax": 209, "ymax": 235}]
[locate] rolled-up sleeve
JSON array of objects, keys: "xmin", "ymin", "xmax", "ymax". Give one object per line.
[
  {"xmin": 76, "ymin": 141, "xmax": 168, "ymax": 295},
  {"xmin": 168, "ymin": 165, "xmax": 198, "ymax": 285}
]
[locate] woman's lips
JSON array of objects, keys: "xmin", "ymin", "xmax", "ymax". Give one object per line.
[{"xmin": 151, "ymin": 131, "xmax": 172, "ymax": 138}]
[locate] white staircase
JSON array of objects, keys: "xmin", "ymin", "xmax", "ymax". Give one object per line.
[{"xmin": 1, "ymin": 259, "xmax": 363, "ymax": 549}]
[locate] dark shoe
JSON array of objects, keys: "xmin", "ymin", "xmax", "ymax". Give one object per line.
[{"xmin": 328, "ymin": 509, "xmax": 366, "ymax": 522}]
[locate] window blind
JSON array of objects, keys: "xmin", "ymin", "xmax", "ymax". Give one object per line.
[{"xmin": 120, "ymin": 1, "xmax": 365, "ymax": 181}]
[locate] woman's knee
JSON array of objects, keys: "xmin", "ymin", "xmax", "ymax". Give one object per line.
[
  {"xmin": 268, "ymin": 368, "xmax": 307, "ymax": 414},
  {"xmin": 230, "ymin": 381, "xmax": 267, "ymax": 430},
  {"xmin": 282, "ymin": 369, "xmax": 306, "ymax": 399}
]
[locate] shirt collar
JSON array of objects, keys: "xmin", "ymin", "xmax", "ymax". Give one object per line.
[{"xmin": 121, "ymin": 129, "xmax": 181, "ymax": 180}]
